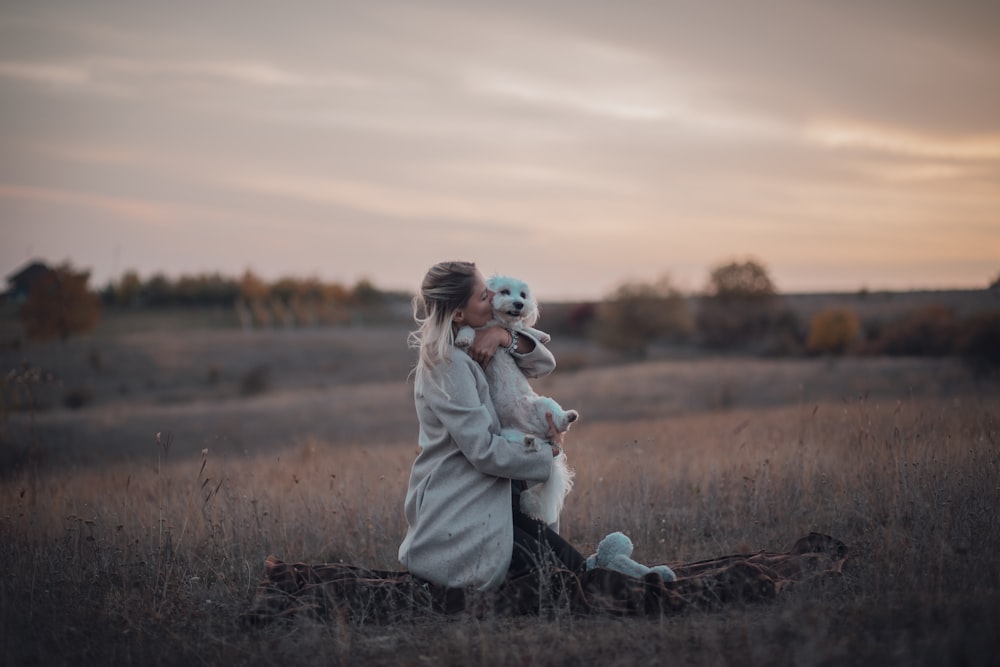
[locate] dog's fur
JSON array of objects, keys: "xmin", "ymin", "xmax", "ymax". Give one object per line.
[{"xmin": 456, "ymin": 275, "xmax": 579, "ymax": 526}]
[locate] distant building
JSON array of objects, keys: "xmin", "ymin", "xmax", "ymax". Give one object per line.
[{"xmin": 4, "ymin": 260, "xmax": 53, "ymax": 303}]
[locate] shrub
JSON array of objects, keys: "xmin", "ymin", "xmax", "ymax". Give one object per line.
[
  {"xmin": 18, "ymin": 264, "xmax": 101, "ymax": 341},
  {"xmin": 872, "ymin": 304, "xmax": 958, "ymax": 357},
  {"xmin": 806, "ymin": 307, "xmax": 860, "ymax": 355},
  {"xmin": 240, "ymin": 365, "xmax": 271, "ymax": 395},
  {"xmin": 955, "ymin": 310, "xmax": 1000, "ymax": 377},
  {"xmin": 62, "ymin": 386, "xmax": 94, "ymax": 409},
  {"xmin": 595, "ymin": 276, "xmax": 692, "ymax": 357}
]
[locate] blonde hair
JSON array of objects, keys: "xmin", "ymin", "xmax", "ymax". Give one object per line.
[{"xmin": 408, "ymin": 261, "xmax": 478, "ymax": 385}]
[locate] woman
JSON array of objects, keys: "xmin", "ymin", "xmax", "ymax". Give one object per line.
[{"xmin": 398, "ymin": 261, "xmax": 585, "ymax": 591}]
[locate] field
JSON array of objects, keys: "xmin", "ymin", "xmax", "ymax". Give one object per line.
[{"xmin": 1, "ymin": 317, "xmax": 998, "ymax": 665}]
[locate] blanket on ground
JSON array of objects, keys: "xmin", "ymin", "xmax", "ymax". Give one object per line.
[{"xmin": 241, "ymin": 532, "xmax": 848, "ymax": 624}]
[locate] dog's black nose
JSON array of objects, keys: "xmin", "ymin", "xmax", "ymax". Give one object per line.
[{"xmin": 513, "ymin": 301, "xmax": 524, "ymax": 310}]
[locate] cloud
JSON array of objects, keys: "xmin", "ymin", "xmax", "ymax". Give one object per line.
[
  {"xmin": 0, "ymin": 56, "xmax": 370, "ymax": 97},
  {"xmin": 1, "ymin": 0, "xmax": 998, "ymax": 296},
  {"xmin": 0, "ymin": 183, "xmax": 176, "ymax": 225},
  {"xmin": 0, "ymin": 61, "xmax": 91, "ymax": 87},
  {"xmin": 805, "ymin": 120, "xmax": 1000, "ymax": 161},
  {"xmin": 0, "ymin": 181, "xmax": 289, "ymax": 232}
]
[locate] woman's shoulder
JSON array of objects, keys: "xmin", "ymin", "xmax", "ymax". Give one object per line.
[
  {"xmin": 417, "ymin": 352, "xmax": 485, "ymax": 405},
  {"xmin": 421, "ymin": 347, "xmax": 481, "ymax": 386}
]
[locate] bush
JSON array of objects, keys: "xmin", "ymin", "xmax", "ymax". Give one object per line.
[
  {"xmin": 63, "ymin": 386, "xmax": 94, "ymax": 410},
  {"xmin": 595, "ymin": 276, "xmax": 692, "ymax": 357},
  {"xmin": 872, "ymin": 305, "xmax": 958, "ymax": 357},
  {"xmin": 956, "ymin": 310, "xmax": 1000, "ymax": 377},
  {"xmin": 18, "ymin": 264, "xmax": 101, "ymax": 341},
  {"xmin": 240, "ymin": 365, "xmax": 271, "ymax": 396},
  {"xmin": 806, "ymin": 307, "xmax": 860, "ymax": 355}
]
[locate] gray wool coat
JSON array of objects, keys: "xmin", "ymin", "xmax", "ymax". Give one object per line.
[{"xmin": 398, "ymin": 338, "xmax": 557, "ymax": 591}]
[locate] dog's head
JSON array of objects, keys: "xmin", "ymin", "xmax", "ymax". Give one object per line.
[{"xmin": 486, "ymin": 275, "xmax": 539, "ymax": 328}]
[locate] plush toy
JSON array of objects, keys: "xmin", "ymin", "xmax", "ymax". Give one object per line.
[{"xmin": 585, "ymin": 532, "xmax": 676, "ymax": 582}]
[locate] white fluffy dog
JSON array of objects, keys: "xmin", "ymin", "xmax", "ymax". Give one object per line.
[{"xmin": 456, "ymin": 275, "xmax": 579, "ymax": 526}]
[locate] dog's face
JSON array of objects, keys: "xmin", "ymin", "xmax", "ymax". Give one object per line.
[{"xmin": 486, "ymin": 275, "xmax": 539, "ymax": 328}]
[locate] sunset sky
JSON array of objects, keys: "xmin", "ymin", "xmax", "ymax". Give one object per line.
[{"xmin": 1, "ymin": 1, "xmax": 998, "ymax": 300}]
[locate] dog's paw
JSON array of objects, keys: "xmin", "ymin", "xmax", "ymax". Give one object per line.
[
  {"xmin": 505, "ymin": 428, "xmax": 540, "ymax": 451},
  {"xmin": 552, "ymin": 409, "xmax": 579, "ymax": 432},
  {"xmin": 454, "ymin": 325, "xmax": 475, "ymax": 348}
]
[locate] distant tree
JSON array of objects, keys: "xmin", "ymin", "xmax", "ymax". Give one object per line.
[
  {"xmin": 596, "ymin": 275, "xmax": 692, "ymax": 357},
  {"xmin": 806, "ymin": 307, "xmax": 860, "ymax": 355},
  {"xmin": 990, "ymin": 271, "xmax": 1000, "ymax": 292},
  {"xmin": 322, "ymin": 282, "xmax": 350, "ymax": 304},
  {"xmin": 706, "ymin": 259, "xmax": 777, "ymax": 299},
  {"xmin": 115, "ymin": 270, "xmax": 143, "ymax": 306},
  {"xmin": 173, "ymin": 275, "xmax": 203, "ymax": 305},
  {"xmin": 270, "ymin": 277, "xmax": 303, "ymax": 303},
  {"xmin": 173, "ymin": 272, "xmax": 239, "ymax": 306},
  {"xmin": 239, "ymin": 270, "xmax": 269, "ymax": 302},
  {"xmin": 351, "ymin": 278, "xmax": 384, "ymax": 305},
  {"xmin": 696, "ymin": 258, "xmax": 783, "ymax": 350},
  {"xmin": 18, "ymin": 264, "xmax": 101, "ymax": 341},
  {"xmin": 142, "ymin": 273, "xmax": 174, "ymax": 306}
]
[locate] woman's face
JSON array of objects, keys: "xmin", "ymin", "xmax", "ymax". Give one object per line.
[{"xmin": 455, "ymin": 271, "xmax": 495, "ymax": 329}]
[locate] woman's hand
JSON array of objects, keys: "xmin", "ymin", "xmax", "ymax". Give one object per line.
[
  {"xmin": 545, "ymin": 412, "xmax": 564, "ymax": 455},
  {"xmin": 468, "ymin": 326, "xmax": 511, "ymax": 366}
]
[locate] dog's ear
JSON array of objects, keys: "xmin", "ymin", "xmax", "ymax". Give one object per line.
[{"xmin": 519, "ymin": 282, "xmax": 540, "ymax": 327}]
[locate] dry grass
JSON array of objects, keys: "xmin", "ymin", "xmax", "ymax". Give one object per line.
[
  {"xmin": 2, "ymin": 319, "xmax": 998, "ymax": 664},
  {"xmin": 2, "ymin": 390, "xmax": 998, "ymax": 665}
]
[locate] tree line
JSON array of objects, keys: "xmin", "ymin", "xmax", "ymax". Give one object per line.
[
  {"xmin": 549, "ymin": 260, "xmax": 1000, "ymax": 376},
  {"xmin": 7, "ymin": 260, "xmax": 999, "ymax": 375},
  {"xmin": 6, "ymin": 264, "xmax": 409, "ymax": 340},
  {"xmin": 100, "ymin": 269, "xmax": 403, "ymax": 309}
]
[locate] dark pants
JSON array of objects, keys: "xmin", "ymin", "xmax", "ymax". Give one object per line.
[{"xmin": 508, "ymin": 507, "xmax": 586, "ymax": 579}]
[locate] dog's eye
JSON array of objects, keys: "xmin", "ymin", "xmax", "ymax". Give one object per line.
[
  {"xmin": 500, "ymin": 289, "xmax": 510, "ymax": 295},
  {"xmin": 520, "ymin": 292, "xmax": 527, "ymax": 299}
]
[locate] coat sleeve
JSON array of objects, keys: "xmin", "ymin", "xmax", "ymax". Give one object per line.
[
  {"xmin": 510, "ymin": 331, "xmax": 556, "ymax": 379},
  {"xmin": 426, "ymin": 353, "xmax": 552, "ymax": 482}
]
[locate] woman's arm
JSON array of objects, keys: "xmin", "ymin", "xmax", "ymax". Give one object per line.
[
  {"xmin": 469, "ymin": 326, "xmax": 555, "ymax": 378},
  {"xmin": 466, "ymin": 326, "xmax": 518, "ymax": 366},
  {"xmin": 426, "ymin": 353, "xmax": 552, "ymax": 481}
]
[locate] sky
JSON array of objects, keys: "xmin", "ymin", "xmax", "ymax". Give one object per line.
[{"xmin": 1, "ymin": 0, "xmax": 998, "ymax": 301}]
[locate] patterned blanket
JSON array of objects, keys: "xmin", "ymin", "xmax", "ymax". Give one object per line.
[{"xmin": 242, "ymin": 532, "xmax": 848, "ymax": 624}]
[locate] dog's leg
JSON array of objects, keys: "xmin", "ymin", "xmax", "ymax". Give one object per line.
[
  {"xmin": 519, "ymin": 451, "xmax": 574, "ymax": 525},
  {"xmin": 454, "ymin": 325, "xmax": 476, "ymax": 348},
  {"xmin": 533, "ymin": 396, "xmax": 580, "ymax": 433}
]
